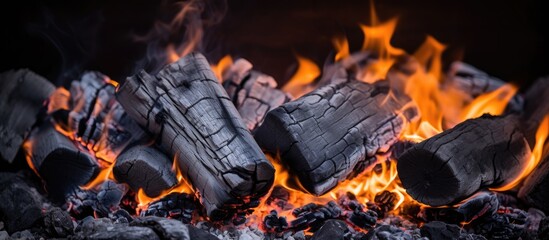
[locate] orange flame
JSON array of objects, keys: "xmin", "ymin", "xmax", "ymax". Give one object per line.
[
  {"xmin": 137, "ymin": 158, "xmax": 192, "ymax": 210},
  {"xmin": 332, "ymin": 36, "xmax": 350, "ymax": 62},
  {"xmin": 458, "ymin": 84, "xmax": 517, "ymax": 123},
  {"xmin": 491, "ymin": 115, "xmax": 549, "ymax": 191},
  {"xmin": 211, "ymin": 55, "xmax": 233, "ymax": 82},
  {"xmin": 282, "ymin": 54, "xmax": 321, "ymax": 98}
]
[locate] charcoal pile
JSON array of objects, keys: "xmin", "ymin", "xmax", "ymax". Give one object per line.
[{"xmin": 2, "ymin": 4, "xmax": 549, "ymax": 239}]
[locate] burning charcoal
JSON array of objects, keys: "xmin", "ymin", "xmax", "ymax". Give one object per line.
[
  {"xmin": 374, "ymin": 190, "xmax": 397, "ymax": 215},
  {"xmin": 263, "ymin": 210, "xmax": 289, "ymax": 233},
  {"xmin": 420, "ymin": 191, "xmax": 499, "ymax": 224},
  {"xmin": 291, "ymin": 201, "xmax": 342, "ymax": 231},
  {"xmin": 0, "ymin": 173, "xmax": 43, "ymax": 234},
  {"xmin": 311, "ymin": 220, "xmax": 352, "ymax": 240},
  {"xmin": 43, "ymin": 207, "xmax": 74, "ymax": 238},
  {"xmin": 420, "ymin": 221, "xmax": 462, "ymax": 240},
  {"xmin": 472, "ymin": 207, "xmax": 528, "ymax": 240},
  {"xmin": 117, "ymin": 53, "xmax": 275, "ymax": 219},
  {"xmin": 222, "ymin": 58, "xmax": 291, "ymax": 131},
  {"xmin": 400, "ymin": 202, "xmax": 422, "ymax": 220},
  {"xmin": 390, "ymin": 140, "xmax": 416, "ymax": 160},
  {"xmin": 347, "ymin": 207, "xmax": 377, "ymax": 230},
  {"xmin": 365, "ymin": 224, "xmax": 414, "ymax": 240},
  {"xmin": 66, "ymin": 71, "xmax": 148, "ymax": 162},
  {"xmin": 398, "ymin": 114, "xmax": 531, "ymax": 207},
  {"xmin": 140, "ymin": 192, "xmax": 198, "ymax": 224},
  {"xmin": 86, "ymin": 226, "xmax": 160, "ymax": 240},
  {"xmin": 256, "ymin": 79, "xmax": 418, "ymax": 195},
  {"xmin": 266, "ymin": 186, "xmax": 292, "ymax": 210},
  {"xmin": 97, "ymin": 181, "xmax": 127, "ymax": 213},
  {"xmin": 337, "ymin": 192, "xmax": 358, "ymax": 208},
  {"xmin": 0, "ymin": 69, "xmax": 55, "ymax": 163},
  {"xmin": 113, "ymin": 145, "xmax": 177, "ymax": 197},
  {"xmin": 23, "ymin": 120, "xmax": 99, "ymax": 200},
  {"xmin": 66, "ymin": 188, "xmax": 99, "ymax": 219}
]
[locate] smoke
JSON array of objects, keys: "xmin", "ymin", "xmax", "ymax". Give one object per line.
[
  {"xmin": 26, "ymin": 6, "xmax": 102, "ymax": 86},
  {"xmin": 133, "ymin": 0, "xmax": 227, "ymax": 74}
]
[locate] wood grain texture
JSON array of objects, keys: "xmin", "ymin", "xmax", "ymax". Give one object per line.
[
  {"xmin": 67, "ymin": 72, "xmax": 148, "ymax": 162},
  {"xmin": 0, "ymin": 69, "xmax": 55, "ymax": 163},
  {"xmin": 255, "ymin": 79, "xmax": 418, "ymax": 195},
  {"xmin": 117, "ymin": 52, "xmax": 275, "ymax": 219},
  {"xmin": 223, "ymin": 59, "xmax": 291, "ymax": 131},
  {"xmin": 397, "ymin": 114, "xmax": 531, "ymax": 206},
  {"xmin": 114, "ymin": 145, "xmax": 177, "ymax": 197}
]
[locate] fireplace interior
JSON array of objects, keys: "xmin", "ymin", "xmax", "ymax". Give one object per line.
[{"xmin": 1, "ymin": 0, "xmax": 549, "ymax": 240}]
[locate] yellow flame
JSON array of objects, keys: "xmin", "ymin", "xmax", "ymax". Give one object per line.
[
  {"xmin": 282, "ymin": 54, "xmax": 321, "ymax": 98},
  {"xmin": 491, "ymin": 115, "xmax": 549, "ymax": 191},
  {"xmin": 211, "ymin": 55, "xmax": 233, "ymax": 82},
  {"xmin": 458, "ymin": 84, "xmax": 517, "ymax": 122},
  {"xmin": 332, "ymin": 36, "xmax": 350, "ymax": 62},
  {"xmin": 136, "ymin": 157, "xmax": 192, "ymax": 209}
]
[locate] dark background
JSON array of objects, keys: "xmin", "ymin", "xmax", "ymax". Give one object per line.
[{"xmin": 1, "ymin": 0, "xmax": 547, "ymax": 88}]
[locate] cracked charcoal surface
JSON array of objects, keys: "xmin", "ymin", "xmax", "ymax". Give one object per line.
[
  {"xmin": 117, "ymin": 52, "xmax": 275, "ymax": 219},
  {"xmin": 256, "ymin": 79, "xmax": 417, "ymax": 195},
  {"xmin": 64, "ymin": 71, "xmax": 148, "ymax": 162},
  {"xmin": 398, "ymin": 114, "xmax": 531, "ymax": 207},
  {"xmin": 0, "ymin": 69, "xmax": 55, "ymax": 163},
  {"xmin": 114, "ymin": 145, "xmax": 177, "ymax": 197},
  {"xmin": 223, "ymin": 58, "xmax": 291, "ymax": 131}
]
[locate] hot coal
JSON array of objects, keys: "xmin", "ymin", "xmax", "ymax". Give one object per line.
[
  {"xmin": 65, "ymin": 181, "xmax": 126, "ymax": 219},
  {"xmin": 263, "ymin": 210, "xmax": 289, "ymax": 233},
  {"xmin": 420, "ymin": 191, "xmax": 499, "ymax": 224},
  {"xmin": 291, "ymin": 201, "xmax": 342, "ymax": 231},
  {"xmin": 365, "ymin": 224, "xmax": 419, "ymax": 240},
  {"xmin": 140, "ymin": 192, "xmax": 198, "ymax": 224}
]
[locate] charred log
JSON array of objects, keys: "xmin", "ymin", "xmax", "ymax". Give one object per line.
[
  {"xmin": 0, "ymin": 69, "xmax": 55, "ymax": 163},
  {"xmin": 223, "ymin": 59, "xmax": 291, "ymax": 131},
  {"xmin": 23, "ymin": 120, "xmax": 99, "ymax": 200},
  {"xmin": 397, "ymin": 114, "xmax": 531, "ymax": 206},
  {"xmin": 113, "ymin": 145, "xmax": 177, "ymax": 197},
  {"xmin": 64, "ymin": 72, "xmax": 148, "ymax": 162},
  {"xmin": 116, "ymin": 52, "xmax": 275, "ymax": 219},
  {"xmin": 446, "ymin": 61, "xmax": 523, "ymax": 112},
  {"xmin": 255, "ymin": 80, "xmax": 418, "ymax": 195}
]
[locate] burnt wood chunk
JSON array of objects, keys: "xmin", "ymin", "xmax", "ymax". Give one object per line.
[
  {"xmin": 255, "ymin": 80, "xmax": 418, "ymax": 195},
  {"xmin": 397, "ymin": 114, "xmax": 531, "ymax": 207},
  {"xmin": 66, "ymin": 72, "xmax": 148, "ymax": 162},
  {"xmin": 446, "ymin": 61, "xmax": 523, "ymax": 111},
  {"xmin": 522, "ymin": 76, "xmax": 549, "ymax": 147},
  {"xmin": 116, "ymin": 52, "xmax": 275, "ymax": 219},
  {"xmin": 114, "ymin": 145, "xmax": 177, "ymax": 197},
  {"xmin": 223, "ymin": 59, "xmax": 291, "ymax": 131},
  {"xmin": 23, "ymin": 120, "xmax": 99, "ymax": 200},
  {"xmin": 0, "ymin": 69, "xmax": 55, "ymax": 163}
]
